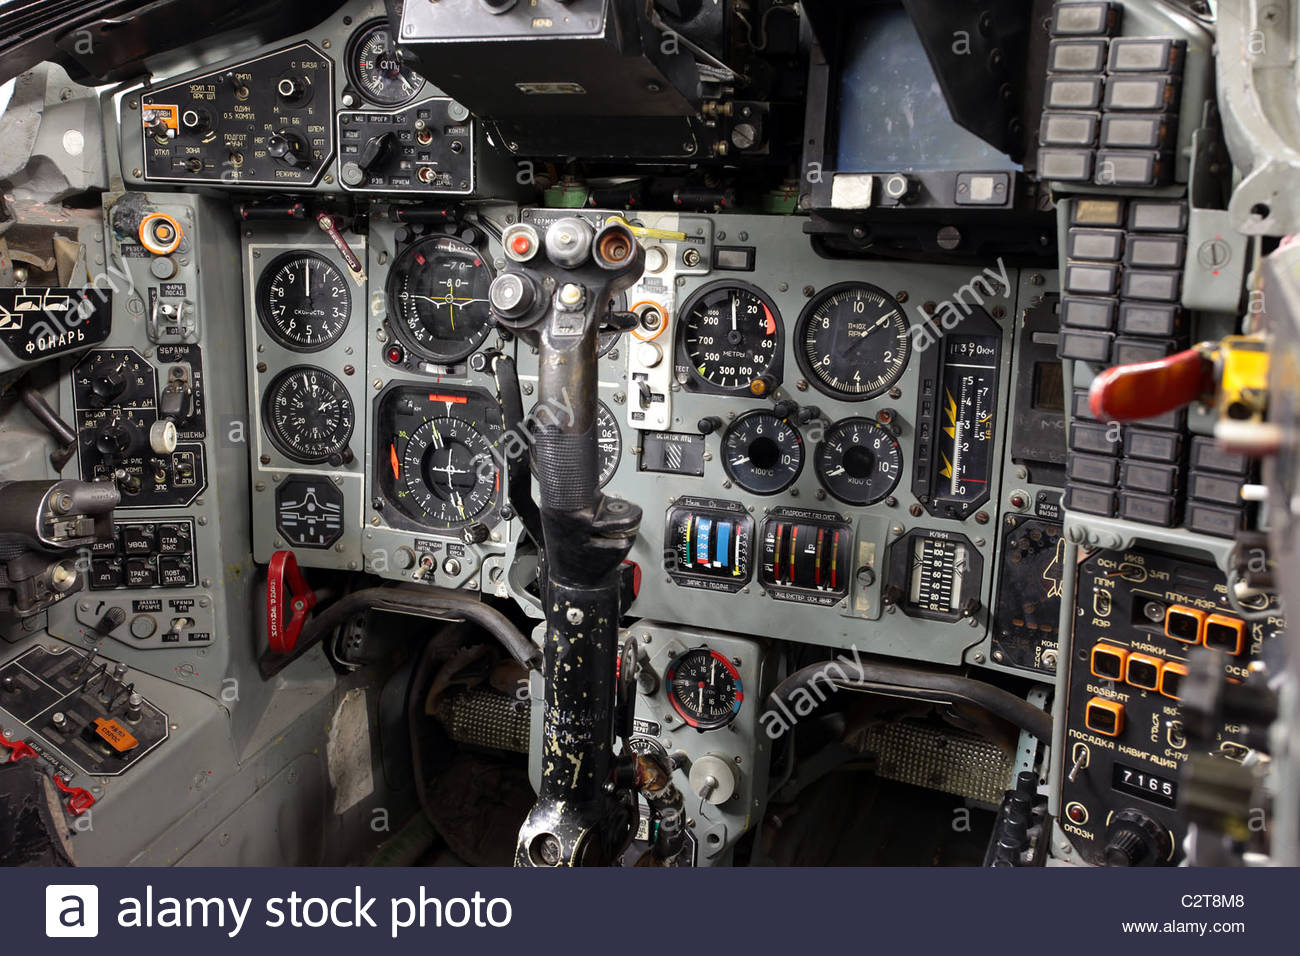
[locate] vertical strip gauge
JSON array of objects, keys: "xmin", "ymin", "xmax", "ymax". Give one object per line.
[{"xmin": 911, "ymin": 309, "xmax": 1003, "ymax": 519}]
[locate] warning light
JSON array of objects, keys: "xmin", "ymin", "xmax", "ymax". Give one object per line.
[
  {"xmin": 510, "ymin": 234, "xmax": 532, "ymax": 257},
  {"xmin": 386, "ymin": 345, "xmax": 405, "ymax": 365}
]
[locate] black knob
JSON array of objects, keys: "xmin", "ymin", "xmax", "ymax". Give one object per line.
[
  {"xmin": 358, "ymin": 132, "xmax": 395, "ymax": 173},
  {"xmin": 461, "ymin": 523, "xmax": 490, "ymax": 545},
  {"xmin": 797, "ymin": 405, "xmax": 822, "ymax": 424},
  {"xmin": 267, "ymin": 132, "xmax": 309, "ymax": 168},
  {"xmin": 95, "ymin": 419, "xmax": 133, "ymax": 458},
  {"xmin": 773, "ymin": 399, "xmax": 799, "ymax": 420},
  {"xmin": 1104, "ymin": 808, "xmax": 1173, "ymax": 867},
  {"xmin": 96, "ymin": 607, "xmax": 126, "ymax": 634},
  {"xmin": 697, "ymin": 416, "xmax": 723, "ymax": 435},
  {"xmin": 91, "ymin": 371, "xmax": 127, "ymax": 405}
]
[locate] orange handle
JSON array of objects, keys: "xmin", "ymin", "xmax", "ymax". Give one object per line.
[{"xmin": 1088, "ymin": 348, "xmax": 1213, "ymax": 423}]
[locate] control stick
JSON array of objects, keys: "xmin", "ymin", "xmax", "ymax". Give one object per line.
[{"xmin": 489, "ymin": 216, "xmax": 645, "ymax": 866}]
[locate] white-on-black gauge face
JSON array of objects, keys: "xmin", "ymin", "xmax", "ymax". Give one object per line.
[
  {"xmin": 796, "ymin": 282, "xmax": 911, "ymax": 400},
  {"xmin": 262, "ymin": 366, "xmax": 355, "ymax": 464},
  {"xmin": 815, "ymin": 418, "xmax": 903, "ymax": 506},
  {"xmin": 386, "ymin": 235, "xmax": 494, "ymax": 364},
  {"xmin": 256, "ymin": 252, "xmax": 351, "ymax": 351},
  {"xmin": 347, "ymin": 20, "xmax": 426, "ymax": 107},
  {"xmin": 680, "ymin": 281, "xmax": 782, "ymax": 392}
]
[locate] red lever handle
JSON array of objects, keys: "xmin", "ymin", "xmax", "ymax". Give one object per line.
[
  {"xmin": 53, "ymin": 773, "xmax": 96, "ymax": 816},
  {"xmin": 1088, "ymin": 347, "xmax": 1214, "ymax": 423},
  {"xmin": 266, "ymin": 551, "xmax": 316, "ymax": 655},
  {"xmin": 0, "ymin": 735, "xmax": 39, "ymax": 763}
]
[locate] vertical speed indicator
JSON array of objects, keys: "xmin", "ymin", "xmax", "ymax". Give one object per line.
[{"xmin": 795, "ymin": 282, "xmax": 911, "ymax": 400}]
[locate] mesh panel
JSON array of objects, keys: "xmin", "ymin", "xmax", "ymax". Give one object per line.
[{"xmin": 864, "ymin": 722, "xmax": 1015, "ymax": 806}]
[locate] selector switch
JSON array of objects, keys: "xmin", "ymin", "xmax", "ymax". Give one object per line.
[{"xmin": 1103, "ymin": 808, "xmax": 1173, "ymax": 867}]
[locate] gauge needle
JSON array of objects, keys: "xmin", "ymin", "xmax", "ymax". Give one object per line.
[
  {"xmin": 446, "ymin": 279, "xmax": 456, "ymax": 330},
  {"xmin": 698, "ymin": 683, "xmax": 705, "ymax": 713},
  {"xmin": 731, "ymin": 294, "xmax": 738, "ymax": 333},
  {"xmin": 304, "ymin": 259, "xmax": 310, "ymax": 296}
]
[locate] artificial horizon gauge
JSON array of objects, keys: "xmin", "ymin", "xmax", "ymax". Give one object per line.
[
  {"xmin": 722, "ymin": 410, "xmax": 804, "ymax": 495},
  {"xmin": 256, "ymin": 251, "xmax": 351, "ymax": 351},
  {"xmin": 386, "ymin": 235, "xmax": 494, "ymax": 364},
  {"xmin": 679, "ymin": 280, "xmax": 782, "ymax": 393},
  {"xmin": 376, "ymin": 387, "xmax": 503, "ymax": 531},
  {"xmin": 262, "ymin": 366, "xmax": 355, "ymax": 464},
  {"xmin": 796, "ymin": 282, "xmax": 911, "ymax": 400},
  {"xmin": 815, "ymin": 418, "xmax": 902, "ymax": 506},
  {"xmin": 346, "ymin": 19, "xmax": 426, "ymax": 107},
  {"xmin": 666, "ymin": 647, "xmax": 743, "ymax": 730}
]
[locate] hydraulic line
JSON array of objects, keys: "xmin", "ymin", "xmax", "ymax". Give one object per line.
[{"xmin": 767, "ymin": 657, "xmax": 1053, "ymax": 742}]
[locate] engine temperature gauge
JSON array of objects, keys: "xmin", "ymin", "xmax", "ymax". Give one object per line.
[
  {"xmin": 722, "ymin": 410, "xmax": 804, "ymax": 495},
  {"xmin": 666, "ymin": 647, "xmax": 743, "ymax": 730}
]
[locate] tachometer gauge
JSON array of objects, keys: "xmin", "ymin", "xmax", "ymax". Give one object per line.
[
  {"xmin": 667, "ymin": 647, "xmax": 743, "ymax": 730},
  {"xmin": 815, "ymin": 418, "xmax": 902, "ymax": 506},
  {"xmin": 722, "ymin": 410, "xmax": 804, "ymax": 495},
  {"xmin": 256, "ymin": 251, "xmax": 351, "ymax": 351},
  {"xmin": 679, "ymin": 281, "xmax": 782, "ymax": 393},
  {"xmin": 399, "ymin": 416, "xmax": 497, "ymax": 528},
  {"xmin": 346, "ymin": 20, "xmax": 426, "ymax": 107},
  {"xmin": 386, "ymin": 235, "xmax": 494, "ymax": 364},
  {"xmin": 796, "ymin": 282, "xmax": 911, "ymax": 400},
  {"xmin": 262, "ymin": 367, "xmax": 355, "ymax": 464}
]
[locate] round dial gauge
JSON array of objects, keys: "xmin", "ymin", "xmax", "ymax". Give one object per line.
[
  {"xmin": 595, "ymin": 400, "xmax": 622, "ymax": 488},
  {"xmin": 796, "ymin": 282, "xmax": 911, "ymax": 400},
  {"xmin": 262, "ymin": 367, "xmax": 355, "ymax": 464},
  {"xmin": 399, "ymin": 416, "xmax": 498, "ymax": 529},
  {"xmin": 386, "ymin": 235, "xmax": 494, "ymax": 364},
  {"xmin": 666, "ymin": 647, "xmax": 743, "ymax": 730},
  {"xmin": 256, "ymin": 251, "xmax": 351, "ymax": 351},
  {"xmin": 347, "ymin": 20, "xmax": 426, "ymax": 107},
  {"xmin": 815, "ymin": 418, "xmax": 903, "ymax": 506},
  {"xmin": 722, "ymin": 410, "xmax": 804, "ymax": 495},
  {"xmin": 680, "ymin": 281, "xmax": 782, "ymax": 392}
]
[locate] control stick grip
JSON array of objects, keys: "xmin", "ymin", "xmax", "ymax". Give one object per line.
[{"xmin": 532, "ymin": 418, "xmax": 598, "ymax": 513}]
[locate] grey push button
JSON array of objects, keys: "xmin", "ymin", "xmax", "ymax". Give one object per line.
[
  {"xmin": 1064, "ymin": 484, "xmax": 1118, "ymax": 517},
  {"xmin": 1051, "ymin": 2, "xmax": 1120, "ymax": 36},
  {"xmin": 1041, "ymin": 111, "xmax": 1100, "ymax": 146},
  {"xmin": 1058, "ymin": 329, "xmax": 1113, "ymax": 364},
  {"xmin": 1100, "ymin": 113, "xmax": 1172, "ymax": 150},
  {"xmin": 1039, "ymin": 148, "xmax": 1094, "ymax": 182},
  {"xmin": 1071, "ymin": 421, "xmax": 1120, "ymax": 457},
  {"xmin": 1105, "ymin": 75, "xmax": 1180, "ymax": 111},
  {"xmin": 1108, "ymin": 38, "xmax": 1185, "ymax": 73},
  {"xmin": 1061, "ymin": 296, "xmax": 1116, "ymax": 330},
  {"xmin": 1049, "ymin": 39, "xmax": 1109, "ymax": 72},
  {"xmin": 1190, "ymin": 435, "xmax": 1248, "ymax": 475},
  {"xmin": 1128, "ymin": 201, "xmax": 1188, "ymax": 232},
  {"xmin": 1122, "ymin": 269, "xmax": 1182, "ymax": 301},
  {"xmin": 1119, "ymin": 302, "xmax": 1183, "ymax": 337},
  {"xmin": 1069, "ymin": 453, "xmax": 1120, "ymax": 486},
  {"xmin": 1125, "ymin": 234, "xmax": 1186, "ymax": 268},
  {"xmin": 1114, "ymin": 337, "xmax": 1176, "ymax": 366},
  {"xmin": 1068, "ymin": 228, "xmax": 1124, "ymax": 261},
  {"xmin": 1065, "ymin": 262, "xmax": 1120, "ymax": 295},
  {"xmin": 1046, "ymin": 76, "xmax": 1104, "ymax": 109}
]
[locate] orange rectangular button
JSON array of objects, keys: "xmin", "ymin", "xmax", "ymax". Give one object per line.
[
  {"xmin": 1090, "ymin": 644, "xmax": 1129, "ymax": 681},
  {"xmin": 1125, "ymin": 652, "xmax": 1163, "ymax": 691},
  {"xmin": 92, "ymin": 717, "xmax": 139, "ymax": 753},
  {"xmin": 1085, "ymin": 697, "xmax": 1124, "ymax": 737},
  {"xmin": 1160, "ymin": 662, "xmax": 1187, "ymax": 700},
  {"xmin": 1204, "ymin": 614, "xmax": 1245, "ymax": 655},
  {"xmin": 1165, "ymin": 605, "xmax": 1205, "ymax": 644}
]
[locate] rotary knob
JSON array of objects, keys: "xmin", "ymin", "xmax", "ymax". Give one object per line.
[
  {"xmin": 1103, "ymin": 808, "xmax": 1173, "ymax": 866},
  {"xmin": 267, "ymin": 132, "xmax": 309, "ymax": 168}
]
